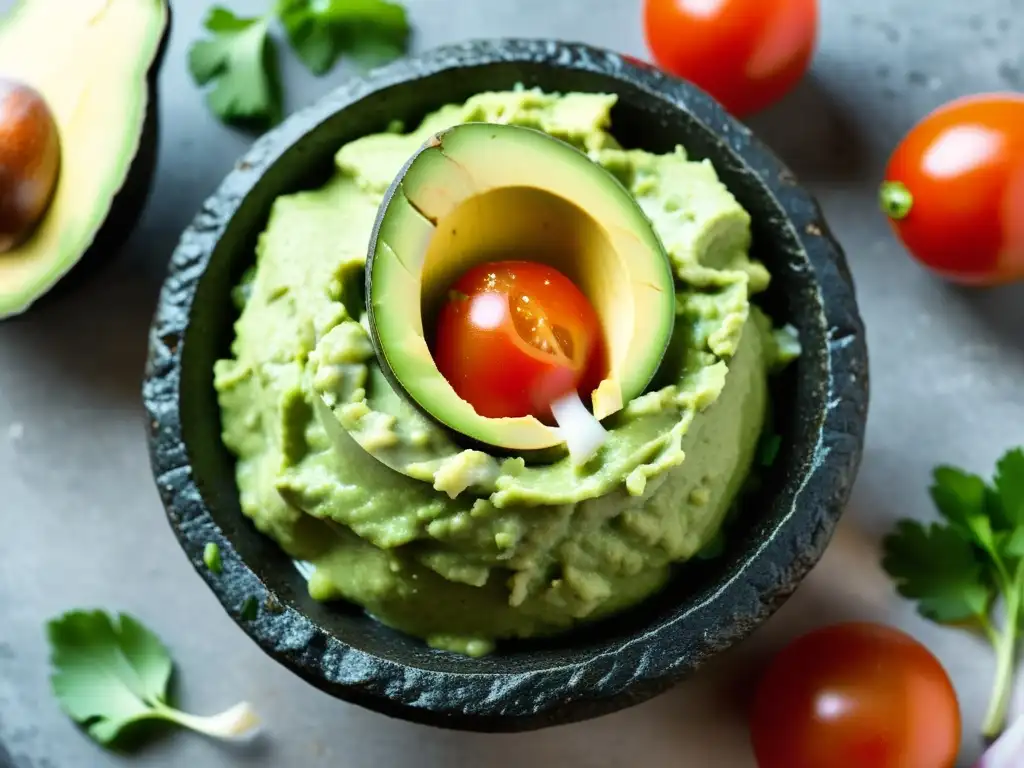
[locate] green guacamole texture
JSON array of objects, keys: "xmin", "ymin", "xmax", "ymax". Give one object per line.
[{"xmin": 214, "ymin": 88, "xmax": 798, "ymax": 657}]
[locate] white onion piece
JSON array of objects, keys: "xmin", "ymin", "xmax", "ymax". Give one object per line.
[
  {"xmin": 550, "ymin": 389, "xmax": 608, "ymax": 465},
  {"xmin": 976, "ymin": 715, "xmax": 1024, "ymax": 767}
]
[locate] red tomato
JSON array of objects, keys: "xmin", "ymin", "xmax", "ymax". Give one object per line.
[
  {"xmin": 750, "ymin": 623, "xmax": 961, "ymax": 768},
  {"xmin": 433, "ymin": 261, "xmax": 604, "ymax": 421},
  {"xmin": 880, "ymin": 93, "xmax": 1024, "ymax": 286},
  {"xmin": 642, "ymin": 0, "xmax": 818, "ymax": 117}
]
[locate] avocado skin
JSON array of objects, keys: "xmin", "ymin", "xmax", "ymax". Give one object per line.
[
  {"xmin": 23, "ymin": 3, "xmax": 171, "ymax": 312},
  {"xmin": 144, "ymin": 40, "xmax": 868, "ymax": 733}
]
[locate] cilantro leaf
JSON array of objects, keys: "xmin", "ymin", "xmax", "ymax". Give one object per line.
[
  {"xmin": 205, "ymin": 6, "xmax": 258, "ymax": 32},
  {"xmin": 188, "ymin": 7, "xmax": 282, "ymax": 127},
  {"xmin": 275, "ymin": 0, "xmax": 338, "ymax": 75},
  {"xmin": 276, "ymin": 0, "xmax": 410, "ymax": 76},
  {"xmin": 882, "ymin": 520, "xmax": 993, "ymax": 623},
  {"xmin": 882, "ymin": 446, "xmax": 1024, "ymax": 740},
  {"xmin": 996, "ymin": 448, "xmax": 1024, "ymax": 527},
  {"xmin": 930, "ymin": 465, "xmax": 1002, "ymax": 556},
  {"xmin": 47, "ymin": 610, "xmax": 260, "ymax": 747},
  {"xmin": 48, "ymin": 611, "xmax": 171, "ymax": 743}
]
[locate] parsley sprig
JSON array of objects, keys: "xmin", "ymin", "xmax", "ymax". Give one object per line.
[
  {"xmin": 47, "ymin": 610, "xmax": 261, "ymax": 747},
  {"xmin": 189, "ymin": 9, "xmax": 281, "ymax": 128},
  {"xmin": 189, "ymin": 0, "xmax": 410, "ymax": 128},
  {"xmin": 882, "ymin": 447, "xmax": 1024, "ymax": 739}
]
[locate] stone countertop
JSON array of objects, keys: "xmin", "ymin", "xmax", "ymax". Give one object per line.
[{"xmin": 1, "ymin": 0, "xmax": 1022, "ymax": 766}]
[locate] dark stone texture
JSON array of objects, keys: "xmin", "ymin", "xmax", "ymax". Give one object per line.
[
  {"xmin": 13, "ymin": 2, "xmax": 171, "ymax": 314},
  {"xmin": 142, "ymin": 39, "xmax": 869, "ymax": 732}
]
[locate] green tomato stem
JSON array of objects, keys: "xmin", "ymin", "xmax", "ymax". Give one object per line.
[{"xmin": 879, "ymin": 181, "xmax": 914, "ymax": 220}]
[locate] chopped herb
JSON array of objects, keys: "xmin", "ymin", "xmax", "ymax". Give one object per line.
[
  {"xmin": 240, "ymin": 597, "xmax": 260, "ymax": 621},
  {"xmin": 882, "ymin": 447, "xmax": 1024, "ymax": 739},
  {"xmin": 203, "ymin": 542, "xmax": 223, "ymax": 574},
  {"xmin": 47, "ymin": 610, "xmax": 260, "ymax": 747}
]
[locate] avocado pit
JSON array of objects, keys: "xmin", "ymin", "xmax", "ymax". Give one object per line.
[{"xmin": 0, "ymin": 78, "xmax": 60, "ymax": 253}]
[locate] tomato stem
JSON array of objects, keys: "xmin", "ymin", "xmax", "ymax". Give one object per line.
[{"xmin": 879, "ymin": 181, "xmax": 914, "ymax": 220}]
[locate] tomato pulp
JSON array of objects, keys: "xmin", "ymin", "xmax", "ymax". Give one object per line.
[
  {"xmin": 881, "ymin": 92, "xmax": 1024, "ymax": 286},
  {"xmin": 750, "ymin": 622, "xmax": 961, "ymax": 768},
  {"xmin": 433, "ymin": 260, "xmax": 604, "ymax": 422}
]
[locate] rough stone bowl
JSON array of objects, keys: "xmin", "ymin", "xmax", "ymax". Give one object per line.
[{"xmin": 143, "ymin": 39, "xmax": 869, "ymax": 733}]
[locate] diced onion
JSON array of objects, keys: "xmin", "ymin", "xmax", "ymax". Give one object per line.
[{"xmin": 550, "ymin": 390, "xmax": 608, "ymax": 465}]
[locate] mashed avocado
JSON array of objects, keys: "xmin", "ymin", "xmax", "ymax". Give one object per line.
[{"xmin": 214, "ymin": 88, "xmax": 798, "ymax": 657}]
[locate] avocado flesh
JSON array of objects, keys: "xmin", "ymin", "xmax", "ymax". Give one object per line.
[
  {"xmin": 369, "ymin": 122, "xmax": 676, "ymax": 452},
  {"xmin": 0, "ymin": 0, "xmax": 168, "ymax": 319}
]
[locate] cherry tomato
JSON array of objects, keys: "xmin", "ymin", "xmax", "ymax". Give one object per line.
[
  {"xmin": 642, "ymin": 0, "xmax": 818, "ymax": 118},
  {"xmin": 880, "ymin": 93, "xmax": 1024, "ymax": 286},
  {"xmin": 433, "ymin": 261, "xmax": 604, "ymax": 421},
  {"xmin": 750, "ymin": 622, "xmax": 961, "ymax": 768}
]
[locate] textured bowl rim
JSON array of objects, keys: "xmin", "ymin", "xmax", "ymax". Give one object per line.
[{"xmin": 143, "ymin": 38, "xmax": 869, "ymax": 732}]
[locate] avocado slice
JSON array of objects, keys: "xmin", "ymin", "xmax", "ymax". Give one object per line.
[
  {"xmin": 366, "ymin": 122, "xmax": 676, "ymax": 452},
  {"xmin": 0, "ymin": 0, "xmax": 169, "ymax": 319}
]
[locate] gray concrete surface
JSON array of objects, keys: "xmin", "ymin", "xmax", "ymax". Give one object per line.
[{"xmin": 2, "ymin": 0, "xmax": 1023, "ymax": 765}]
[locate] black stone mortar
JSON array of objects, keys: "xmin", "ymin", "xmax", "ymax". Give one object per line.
[{"xmin": 143, "ymin": 39, "xmax": 869, "ymax": 732}]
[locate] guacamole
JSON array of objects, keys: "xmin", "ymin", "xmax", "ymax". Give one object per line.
[{"xmin": 214, "ymin": 88, "xmax": 797, "ymax": 657}]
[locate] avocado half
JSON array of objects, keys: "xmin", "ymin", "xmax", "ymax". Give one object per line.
[
  {"xmin": 0, "ymin": 0, "xmax": 170, "ymax": 319},
  {"xmin": 365, "ymin": 122, "xmax": 676, "ymax": 453}
]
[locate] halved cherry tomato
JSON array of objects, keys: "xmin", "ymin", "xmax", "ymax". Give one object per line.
[
  {"xmin": 880, "ymin": 93, "xmax": 1024, "ymax": 286},
  {"xmin": 750, "ymin": 622, "xmax": 961, "ymax": 768},
  {"xmin": 642, "ymin": 0, "xmax": 818, "ymax": 117},
  {"xmin": 433, "ymin": 261, "xmax": 604, "ymax": 421}
]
